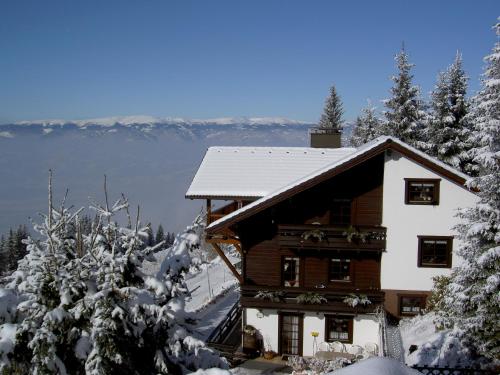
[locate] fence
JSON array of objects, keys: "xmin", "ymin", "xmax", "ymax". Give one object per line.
[
  {"xmin": 411, "ymin": 365, "xmax": 496, "ymax": 375},
  {"xmin": 207, "ymin": 300, "xmax": 242, "ymax": 345}
]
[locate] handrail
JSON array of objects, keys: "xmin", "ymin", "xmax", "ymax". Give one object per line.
[{"xmin": 207, "ymin": 300, "xmax": 242, "ymax": 344}]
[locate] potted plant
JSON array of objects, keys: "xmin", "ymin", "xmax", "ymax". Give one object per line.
[
  {"xmin": 301, "ymin": 228, "xmax": 326, "ymax": 243},
  {"xmin": 243, "ymin": 325, "xmax": 258, "ymax": 355},
  {"xmin": 296, "ymin": 292, "xmax": 327, "ymax": 305},
  {"xmin": 342, "ymin": 226, "xmax": 370, "ymax": 243},
  {"xmin": 263, "ymin": 337, "xmax": 277, "ymax": 360}
]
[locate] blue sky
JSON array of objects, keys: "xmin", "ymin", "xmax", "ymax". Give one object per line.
[{"xmin": 0, "ymin": 0, "xmax": 498, "ymax": 123}]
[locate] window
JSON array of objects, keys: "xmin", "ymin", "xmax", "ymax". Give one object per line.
[
  {"xmin": 331, "ymin": 199, "xmax": 351, "ymax": 225},
  {"xmin": 329, "ymin": 258, "xmax": 351, "ymax": 282},
  {"xmin": 325, "ymin": 316, "xmax": 353, "ymax": 343},
  {"xmin": 283, "ymin": 257, "xmax": 300, "ymax": 287},
  {"xmin": 418, "ymin": 236, "xmax": 453, "ymax": 268},
  {"xmin": 405, "ymin": 179, "xmax": 440, "ymax": 205},
  {"xmin": 399, "ymin": 295, "xmax": 426, "ymax": 316}
]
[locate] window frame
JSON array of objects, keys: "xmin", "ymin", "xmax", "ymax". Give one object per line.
[
  {"xmin": 417, "ymin": 235, "xmax": 453, "ymax": 268},
  {"xmin": 324, "ymin": 315, "xmax": 353, "ymax": 344},
  {"xmin": 398, "ymin": 294, "xmax": 427, "ymax": 316},
  {"xmin": 328, "ymin": 258, "xmax": 353, "ymax": 283},
  {"xmin": 281, "ymin": 256, "xmax": 302, "ymax": 288},
  {"xmin": 404, "ymin": 178, "xmax": 441, "ymax": 205},
  {"xmin": 330, "ymin": 198, "xmax": 352, "ymax": 225}
]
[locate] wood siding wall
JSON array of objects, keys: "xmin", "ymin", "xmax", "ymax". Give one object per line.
[
  {"xmin": 245, "ymin": 238, "xmax": 381, "ymax": 290},
  {"xmin": 240, "ymin": 154, "xmax": 385, "ymax": 291}
]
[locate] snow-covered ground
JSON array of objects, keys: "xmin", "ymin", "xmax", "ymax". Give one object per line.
[
  {"xmin": 400, "ymin": 313, "xmax": 484, "ymax": 368},
  {"xmin": 184, "ymin": 256, "xmax": 240, "ymax": 340},
  {"xmin": 331, "ymin": 357, "xmax": 420, "ymax": 375},
  {"xmin": 144, "ymin": 246, "xmax": 240, "ymax": 340}
]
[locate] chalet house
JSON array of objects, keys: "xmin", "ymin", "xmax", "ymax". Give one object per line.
[{"xmin": 185, "ymin": 132, "xmax": 477, "ymax": 357}]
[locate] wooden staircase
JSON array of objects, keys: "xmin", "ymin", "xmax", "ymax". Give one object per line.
[{"xmin": 206, "ymin": 300, "xmax": 246, "ymax": 366}]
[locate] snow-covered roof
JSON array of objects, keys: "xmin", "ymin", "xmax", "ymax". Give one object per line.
[
  {"xmin": 185, "ymin": 146, "xmax": 356, "ymax": 199},
  {"xmin": 206, "ymin": 136, "xmax": 471, "ymax": 232}
]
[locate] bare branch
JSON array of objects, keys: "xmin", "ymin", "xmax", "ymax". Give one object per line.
[{"xmin": 122, "ymin": 193, "xmax": 132, "ymax": 229}]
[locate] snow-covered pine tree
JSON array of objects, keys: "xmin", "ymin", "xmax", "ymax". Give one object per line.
[
  {"xmin": 156, "ymin": 224, "xmax": 165, "ymax": 245},
  {"xmin": 428, "ymin": 53, "xmax": 470, "ymax": 171},
  {"xmin": 383, "ymin": 47, "xmax": 427, "ymax": 148},
  {"xmin": 442, "ymin": 20, "xmax": 500, "ymax": 362},
  {"xmin": 318, "ymin": 85, "xmax": 344, "ymax": 131},
  {"xmin": 0, "ymin": 175, "xmax": 226, "ymax": 374},
  {"xmin": 350, "ymin": 102, "xmax": 382, "ymax": 146},
  {"xmin": 0, "ymin": 235, "xmax": 7, "ymax": 275}
]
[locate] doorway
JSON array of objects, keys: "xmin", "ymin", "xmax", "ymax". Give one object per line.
[{"xmin": 279, "ymin": 313, "xmax": 303, "ymax": 356}]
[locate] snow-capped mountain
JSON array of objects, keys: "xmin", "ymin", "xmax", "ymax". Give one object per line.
[
  {"xmin": 0, "ymin": 116, "xmax": 353, "ymax": 237},
  {"xmin": 3, "ymin": 116, "xmax": 312, "ymax": 136}
]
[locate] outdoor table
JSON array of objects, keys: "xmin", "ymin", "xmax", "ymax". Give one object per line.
[{"xmin": 314, "ymin": 351, "xmax": 356, "ymax": 361}]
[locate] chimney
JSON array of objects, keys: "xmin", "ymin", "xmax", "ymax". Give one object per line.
[{"xmin": 310, "ymin": 126, "xmax": 342, "ymax": 148}]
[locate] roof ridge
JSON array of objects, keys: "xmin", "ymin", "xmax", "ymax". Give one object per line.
[{"xmin": 206, "ymin": 136, "xmax": 471, "ymax": 232}]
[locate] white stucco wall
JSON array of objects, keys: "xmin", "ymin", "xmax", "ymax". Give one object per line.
[
  {"xmin": 246, "ymin": 308, "xmax": 279, "ymax": 353},
  {"xmin": 245, "ymin": 308, "xmax": 379, "ymax": 356},
  {"xmin": 303, "ymin": 313, "xmax": 325, "ymax": 356},
  {"xmin": 381, "ymin": 151, "xmax": 478, "ymax": 291},
  {"xmin": 352, "ymin": 315, "xmax": 380, "ymax": 348}
]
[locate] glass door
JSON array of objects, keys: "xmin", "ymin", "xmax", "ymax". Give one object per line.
[{"xmin": 280, "ymin": 313, "xmax": 303, "ymax": 356}]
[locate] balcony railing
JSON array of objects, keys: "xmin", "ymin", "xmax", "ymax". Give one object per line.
[
  {"xmin": 240, "ymin": 284, "xmax": 384, "ymax": 313},
  {"xmin": 278, "ymin": 224, "xmax": 387, "ymax": 251}
]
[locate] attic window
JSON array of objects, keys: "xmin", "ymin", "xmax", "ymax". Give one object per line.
[{"xmin": 405, "ymin": 179, "xmax": 440, "ymax": 205}]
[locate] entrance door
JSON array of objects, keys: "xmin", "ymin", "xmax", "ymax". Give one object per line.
[{"xmin": 279, "ymin": 313, "xmax": 303, "ymax": 356}]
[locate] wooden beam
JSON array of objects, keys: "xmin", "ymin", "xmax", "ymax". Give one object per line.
[
  {"xmin": 205, "ymin": 237, "xmax": 241, "ymax": 245},
  {"xmin": 211, "ymin": 243, "xmax": 243, "ymax": 284},
  {"xmin": 233, "ymin": 242, "xmax": 243, "ymax": 256},
  {"xmin": 206, "ymin": 199, "xmax": 212, "ymax": 225}
]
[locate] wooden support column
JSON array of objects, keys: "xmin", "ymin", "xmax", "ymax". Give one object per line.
[
  {"xmin": 206, "ymin": 199, "xmax": 212, "ymax": 224},
  {"xmin": 233, "ymin": 242, "xmax": 243, "ymax": 256},
  {"xmin": 211, "ymin": 243, "xmax": 243, "ymax": 284}
]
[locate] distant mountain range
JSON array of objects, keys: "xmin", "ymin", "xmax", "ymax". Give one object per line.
[
  {"xmin": 0, "ymin": 116, "xmax": 316, "ymax": 139},
  {"xmin": 0, "ymin": 115, "xmax": 353, "ymax": 236}
]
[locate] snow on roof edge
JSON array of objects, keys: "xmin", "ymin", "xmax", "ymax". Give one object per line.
[
  {"xmin": 185, "ymin": 145, "xmax": 357, "ymax": 198},
  {"xmin": 206, "ymin": 136, "xmax": 471, "ymax": 231}
]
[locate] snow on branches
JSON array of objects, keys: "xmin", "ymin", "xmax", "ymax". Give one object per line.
[
  {"xmin": 440, "ymin": 20, "xmax": 500, "ymax": 363},
  {"xmin": 0, "ymin": 175, "xmax": 226, "ymax": 374},
  {"xmin": 383, "ymin": 47, "xmax": 427, "ymax": 149}
]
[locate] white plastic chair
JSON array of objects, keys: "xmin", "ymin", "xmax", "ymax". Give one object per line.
[
  {"xmin": 364, "ymin": 342, "xmax": 379, "ymax": 357},
  {"xmin": 318, "ymin": 341, "xmax": 331, "ymax": 352},
  {"xmin": 329, "ymin": 341, "xmax": 345, "ymax": 353},
  {"xmin": 346, "ymin": 344, "xmax": 364, "ymax": 355}
]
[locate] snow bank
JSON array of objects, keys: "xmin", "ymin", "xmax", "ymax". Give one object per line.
[
  {"xmin": 400, "ymin": 313, "xmax": 479, "ymax": 368},
  {"xmin": 188, "ymin": 368, "xmax": 231, "ymax": 375},
  {"xmin": 0, "ymin": 288, "xmax": 20, "ymax": 323},
  {"xmin": 328, "ymin": 357, "xmax": 420, "ymax": 375},
  {"xmin": 0, "ymin": 323, "xmax": 18, "ymax": 367}
]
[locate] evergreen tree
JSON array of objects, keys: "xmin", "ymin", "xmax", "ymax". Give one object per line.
[
  {"xmin": 383, "ymin": 47, "xmax": 426, "ymax": 148},
  {"xmin": 428, "ymin": 53, "xmax": 470, "ymax": 171},
  {"xmin": 6, "ymin": 229, "xmax": 17, "ymax": 271},
  {"xmin": 14, "ymin": 225, "xmax": 28, "ymax": 261},
  {"xmin": 155, "ymin": 224, "xmax": 165, "ymax": 245},
  {"xmin": 0, "ymin": 178, "xmax": 226, "ymax": 374},
  {"xmin": 0, "ymin": 235, "xmax": 7, "ymax": 275},
  {"xmin": 441, "ymin": 20, "xmax": 500, "ymax": 361},
  {"xmin": 145, "ymin": 225, "xmax": 155, "ymax": 247},
  {"xmin": 318, "ymin": 85, "xmax": 344, "ymax": 131},
  {"xmin": 350, "ymin": 102, "xmax": 382, "ymax": 146},
  {"xmin": 167, "ymin": 232, "xmax": 175, "ymax": 247}
]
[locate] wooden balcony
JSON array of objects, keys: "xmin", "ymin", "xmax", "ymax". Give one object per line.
[
  {"xmin": 240, "ymin": 284, "xmax": 384, "ymax": 313},
  {"xmin": 277, "ymin": 224, "xmax": 386, "ymax": 252}
]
